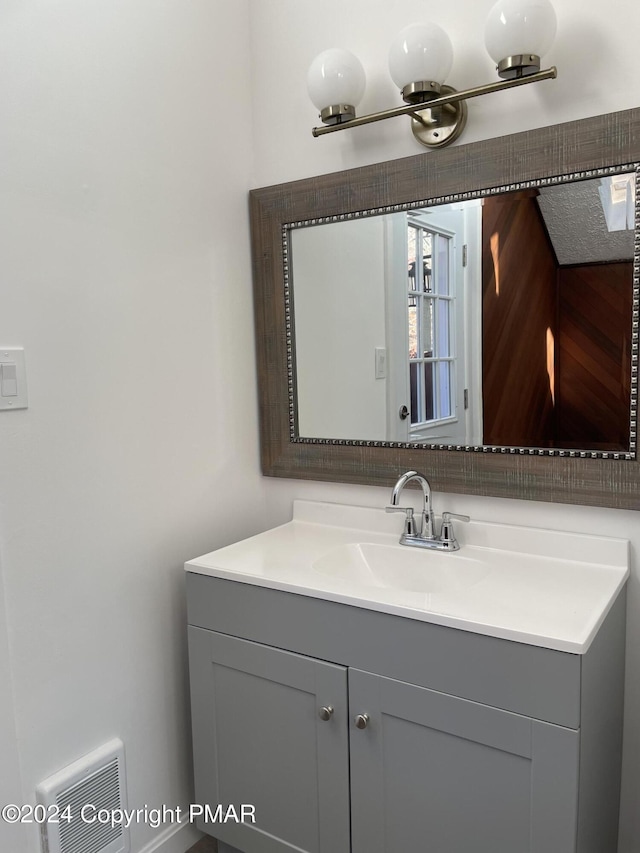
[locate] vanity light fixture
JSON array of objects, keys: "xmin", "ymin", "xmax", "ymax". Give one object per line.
[{"xmin": 308, "ymin": 0, "xmax": 558, "ymax": 148}]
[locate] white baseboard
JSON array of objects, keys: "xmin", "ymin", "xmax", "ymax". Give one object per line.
[{"xmin": 136, "ymin": 821, "xmax": 203, "ymax": 853}]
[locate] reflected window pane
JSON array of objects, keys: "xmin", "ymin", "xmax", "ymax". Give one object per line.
[
  {"xmin": 408, "ymin": 227, "xmax": 417, "ymax": 290},
  {"xmin": 408, "ymin": 302, "xmax": 418, "ymax": 359},
  {"xmin": 421, "ymin": 298, "xmax": 434, "ymax": 357},
  {"xmin": 436, "ymin": 235, "xmax": 449, "ymax": 295},
  {"xmin": 408, "ymin": 261, "xmax": 417, "ymax": 291},
  {"xmin": 436, "ymin": 300, "xmax": 450, "ymax": 357},
  {"xmin": 424, "ymin": 362, "xmax": 435, "ymax": 422},
  {"xmin": 410, "ymin": 362, "xmax": 420, "ymax": 424},
  {"xmin": 422, "ymin": 232, "xmax": 432, "ymax": 292},
  {"xmin": 438, "ymin": 362, "xmax": 452, "ymax": 419}
]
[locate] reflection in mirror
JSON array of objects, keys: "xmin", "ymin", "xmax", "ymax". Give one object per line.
[{"xmin": 290, "ymin": 170, "xmax": 636, "ymax": 455}]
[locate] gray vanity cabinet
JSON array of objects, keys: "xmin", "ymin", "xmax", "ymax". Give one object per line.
[
  {"xmin": 187, "ymin": 573, "xmax": 626, "ymax": 853},
  {"xmin": 188, "ymin": 627, "xmax": 351, "ymax": 853},
  {"xmin": 349, "ymin": 669, "xmax": 579, "ymax": 853}
]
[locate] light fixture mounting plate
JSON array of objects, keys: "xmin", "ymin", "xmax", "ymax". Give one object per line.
[{"xmin": 410, "ymin": 86, "xmax": 467, "ymax": 148}]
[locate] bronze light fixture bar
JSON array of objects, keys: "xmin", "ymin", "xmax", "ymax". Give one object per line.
[{"xmin": 311, "ymin": 66, "xmax": 557, "ymax": 149}]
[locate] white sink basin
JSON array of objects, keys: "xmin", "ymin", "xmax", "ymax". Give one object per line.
[
  {"xmin": 313, "ymin": 542, "xmax": 490, "ymax": 595},
  {"xmin": 185, "ymin": 500, "xmax": 629, "ymax": 653}
]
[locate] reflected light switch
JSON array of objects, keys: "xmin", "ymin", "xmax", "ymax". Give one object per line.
[
  {"xmin": 0, "ymin": 348, "xmax": 27, "ymax": 410},
  {"xmin": 375, "ymin": 347, "xmax": 387, "ymax": 379}
]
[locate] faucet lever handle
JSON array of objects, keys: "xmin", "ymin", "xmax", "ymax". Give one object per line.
[
  {"xmin": 439, "ymin": 512, "xmax": 470, "ymax": 551},
  {"xmin": 385, "ymin": 505, "xmax": 418, "ymax": 536},
  {"xmin": 441, "ymin": 512, "xmax": 470, "ymax": 524}
]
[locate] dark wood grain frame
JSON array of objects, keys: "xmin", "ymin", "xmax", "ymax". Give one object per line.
[{"xmin": 250, "ymin": 108, "xmax": 640, "ymax": 510}]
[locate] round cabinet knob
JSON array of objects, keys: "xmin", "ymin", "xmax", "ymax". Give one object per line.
[
  {"xmin": 354, "ymin": 713, "xmax": 370, "ymax": 729},
  {"xmin": 319, "ymin": 706, "xmax": 334, "ymax": 721}
]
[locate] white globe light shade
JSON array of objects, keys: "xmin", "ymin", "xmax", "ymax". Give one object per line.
[
  {"xmin": 485, "ymin": 0, "xmax": 557, "ymax": 65},
  {"xmin": 307, "ymin": 49, "xmax": 366, "ymax": 110},
  {"xmin": 388, "ymin": 23, "xmax": 454, "ymax": 90}
]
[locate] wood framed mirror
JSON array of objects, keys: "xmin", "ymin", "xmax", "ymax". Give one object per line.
[{"xmin": 250, "ymin": 108, "xmax": 639, "ymax": 510}]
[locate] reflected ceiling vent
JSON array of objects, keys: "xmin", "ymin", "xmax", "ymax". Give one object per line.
[{"xmin": 36, "ymin": 738, "xmax": 130, "ymax": 853}]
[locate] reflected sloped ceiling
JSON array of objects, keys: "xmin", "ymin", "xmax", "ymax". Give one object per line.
[{"xmin": 537, "ymin": 179, "xmax": 634, "ymax": 266}]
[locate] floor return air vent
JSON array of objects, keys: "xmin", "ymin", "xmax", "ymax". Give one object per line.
[{"xmin": 36, "ymin": 738, "xmax": 130, "ymax": 853}]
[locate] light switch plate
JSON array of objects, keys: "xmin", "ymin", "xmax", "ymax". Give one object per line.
[{"xmin": 0, "ymin": 348, "xmax": 28, "ymax": 410}]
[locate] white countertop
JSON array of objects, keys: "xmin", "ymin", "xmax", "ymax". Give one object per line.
[{"xmin": 186, "ymin": 500, "xmax": 629, "ymax": 654}]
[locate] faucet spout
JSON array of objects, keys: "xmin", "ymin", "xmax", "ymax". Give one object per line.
[{"xmin": 389, "ymin": 470, "xmax": 435, "ymax": 541}]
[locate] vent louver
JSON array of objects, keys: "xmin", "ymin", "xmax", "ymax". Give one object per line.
[{"xmin": 36, "ymin": 739, "xmax": 130, "ymax": 853}]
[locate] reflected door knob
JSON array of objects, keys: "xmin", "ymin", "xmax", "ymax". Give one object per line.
[
  {"xmin": 319, "ymin": 706, "xmax": 334, "ymax": 721},
  {"xmin": 355, "ymin": 713, "xmax": 369, "ymax": 729}
]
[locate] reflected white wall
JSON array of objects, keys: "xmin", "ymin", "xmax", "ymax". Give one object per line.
[{"xmin": 293, "ymin": 217, "xmax": 388, "ymax": 440}]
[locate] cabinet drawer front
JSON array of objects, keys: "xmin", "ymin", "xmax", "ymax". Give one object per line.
[
  {"xmin": 349, "ymin": 669, "xmax": 579, "ymax": 853},
  {"xmin": 188, "ymin": 627, "xmax": 350, "ymax": 853}
]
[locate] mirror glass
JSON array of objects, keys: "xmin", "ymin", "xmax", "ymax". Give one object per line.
[{"xmin": 289, "ymin": 169, "xmax": 637, "ymax": 455}]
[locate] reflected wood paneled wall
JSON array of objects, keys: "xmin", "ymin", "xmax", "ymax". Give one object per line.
[
  {"xmin": 482, "ymin": 192, "xmax": 633, "ymax": 452},
  {"xmin": 556, "ymin": 262, "xmax": 632, "ymax": 450},
  {"xmin": 482, "ymin": 192, "xmax": 557, "ymax": 447}
]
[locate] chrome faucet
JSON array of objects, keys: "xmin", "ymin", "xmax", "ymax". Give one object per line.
[
  {"xmin": 386, "ymin": 470, "xmax": 469, "ymax": 551},
  {"xmin": 387, "ymin": 470, "xmax": 435, "ymax": 541}
]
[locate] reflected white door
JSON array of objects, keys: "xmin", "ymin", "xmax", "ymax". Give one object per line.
[{"xmin": 385, "ymin": 204, "xmax": 481, "ymax": 444}]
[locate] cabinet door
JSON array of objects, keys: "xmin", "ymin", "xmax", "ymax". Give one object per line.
[
  {"xmin": 188, "ymin": 627, "xmax": 350, "ymax": 853},
  {"xmin": 349, "ymin": 669, "xmax": 579, "ymax": 853}
]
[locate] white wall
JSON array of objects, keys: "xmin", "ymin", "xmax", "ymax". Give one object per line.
[
  {"xmin": 0, "ymin": 564, "xmax": 24, "ymax": 852},
  {"xmin": 0, "ymin": 2, "xmax": 265, "ymax": 851},
  {"xmin": 248, "ymin": 1, "xmax": 640, "ymax": 850}
]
